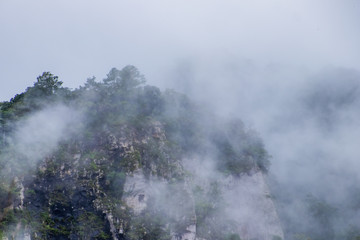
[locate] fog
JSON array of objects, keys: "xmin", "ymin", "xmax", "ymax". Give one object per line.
[
  {"xmin": 2, "ymin": 0, "xmax": 360, "ymax": 239},
  {"xmin": 0, "ymin": 104, "xmax": 83, "ymax": 179},
  {"xmin": 169, "ymin": 58, "xmax": 360, "ymax": 237},
  {"xmin": 1, "ymin": 0, "xmax": 360, "ymax": 100}
]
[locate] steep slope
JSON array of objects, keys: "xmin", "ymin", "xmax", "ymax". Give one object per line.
[{"xmin": 0, "ymin": 66, "xmax": 283, "ymax": 240}]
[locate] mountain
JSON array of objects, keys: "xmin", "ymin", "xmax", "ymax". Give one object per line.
[{"xmin": 0, "ymin": 66, "xmax": 283, "ymax": 240}]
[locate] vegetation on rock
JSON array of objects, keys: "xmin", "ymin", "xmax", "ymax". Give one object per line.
[{"xmin": 0, "ymin": 66, "xmax": 271, "ymax": 239}]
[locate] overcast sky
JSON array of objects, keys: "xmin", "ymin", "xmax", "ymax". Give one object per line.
[{"xmin": 1, "ymin": 0, "xmax": 360, "ymax": 101}]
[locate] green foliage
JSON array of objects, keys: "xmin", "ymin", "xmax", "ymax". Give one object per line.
[
  {"xmin": 225, "ymin": 233, "xmax": 242, "ymax": 240},
  {"xmin": 160, "ymin": 90, "xmax": 203, "ymax": 153},
  {"xmin": 305, "ymin": 195, "xmax": 337, "ymax": 240},
  {"xmin": 0, "ymin": 92, "xmax": 28, "ymax": 125},
  {"xmin": 49, "ymin": 188, "xmax": 71, "ymax": 207},
  {"xmin": 0, "ymin": 66, "xmax": 274, "ymax": 239},
  {"xmin": 89, "ymin": 161, "xmax": 99, "ymax": 171},
  {"xmin": 40, "ymin": 159, "xmax": 59, "ymax": 178},
  {"xmin": 0, "ymin": 93, "xmax": 25, "ymax": 112},
  {"xmin": 122, "ymin": 150, "xmax": 141, "ymax": 173},
  {"xmin": 212, "ymin": 120, "xmax": 270, "ymax": 175},
  {"xmin": 193, "ymin": 182, "xmax": 239, "ymax": 240},
  {"xmin": 345, "ymin": 226, "xmax": 360, "ymax": 240},
  {"xmin": 39, "ymin": 211, "xmax": 70, "ymax": 237},
  {"xmin": 106, "ymin": 171, "xmax": 126, "ymax": 198},
  {"xmin": 138, "ymin": 85, "xmax": 164, "ymax": 116},
  {"xmin": 293, "ymin": 233, "xmax": 313, "ymax": 240},
  {"xmin": 0, "ymin": 183, "xmax": 10, "ymax": 209},
  {"xmin": 215, "ymin": 139, "xmax": 253, "ymax": 174},
  {"xmin": 31, "ymin": 72, "xmax": 63, "ymax": 96},
  {"xmin": 272, "ymin": 236, "xmax": 283, "ymax": 240},
  {"xmin": 306, "ymin": 195, "xmax": 337, "ymax": 225},
  {"xmin": 0, "ymin": 71, "xmax": 67, "ymax": 140},
  {"xmin": 139, "ymin": 139, "xmax": 180, "ymax": 178},
  {"xmin": 0, "ymin": 209, "xmax": 16, "ymax": 230},
  {"xmin": 126, "ymin": 211, "xmax": 171, "ymax": 240},
  {"xmin": 104, "ymin": 65, "xmax": 145, "ymax": 90},
  {"xmin": 77, "ymin": 211, "xmax": 110, "ymax": 239},
  {"xmin": 84, "ymin": 150, "xmax": 105, "ymax": 160},
  {"xmin": 25, "ymin": 189, "xmax": 36, "ymax": 196}
]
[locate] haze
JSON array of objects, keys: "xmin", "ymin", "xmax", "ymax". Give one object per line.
[
  {"xmin": 2, "ymin": 1, "xmax": 360, "ymax": 238},
  {"xmin": 1, "ymin": 0, "xmax": 360, "ymax": 100}
]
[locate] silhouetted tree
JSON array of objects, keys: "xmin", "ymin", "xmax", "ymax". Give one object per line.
[
  {"xmin": 104, "ymin": 65, "xmax": 145, "ymax": 90},
  {"xmin": 34, "ymin": 72, "xmax": 63, "ymax": 96}
]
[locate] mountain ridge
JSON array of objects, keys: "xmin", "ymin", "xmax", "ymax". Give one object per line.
[{"xmin": 0, "ymin": 66, "xmax": 281, "ymax": 240}]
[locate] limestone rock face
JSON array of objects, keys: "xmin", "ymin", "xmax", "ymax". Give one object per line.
[
  {"xmin": 123, "ymin": 170, "xmax": 149, "ymax": 215},
  {"xmin": 1, "ymin": 121, "xmax": 283, "ymax": 240},
  {"xmin": 121, "ymin": 162, "xmax": 283, "ymax": 240},
  {"xmin": 172, "ymin": 224, "xmax": 196, "ymax": 240},
  {"xmin": 123, "ymin": 169, "xmax": 197, "ymax": 240},
  {"xmin": 222, "ymin": 171, "xmax": 284, "ymax": 240}
]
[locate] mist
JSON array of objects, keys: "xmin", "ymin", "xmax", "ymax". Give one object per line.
[
  {"xmin": 1, "ymin": 0, "xmax": 360, "ymax": 239},
  {"xmin": 1, "ymin": 64, "xmax": 360, "ymax": 238},
  {"xmin": 1, "ymin": 104, "xmax": 83, "ymax": 179},
  {"xmin": 165, "ymin": 58, "xmax": 360, "ymax": 238},
  {"xmin": 1, "ymin": 0, "xmax": 360, "ymax": 99}
]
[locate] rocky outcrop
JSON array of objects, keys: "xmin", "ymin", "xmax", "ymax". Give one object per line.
[
  {"xmin": 121, "ymin": 156, "xmax": 283, "ymax": 240},
  {"xmin": 1, "ymin": 121, "xmax": 283, "ymax": 240},
  {"xmin": 122, "ymin": 169, "xmax": 197, "ymax": 240},
  {"xmin": 0, "ymin": 65, "xmax": 287, "ymax": 239},
  {"xmin": 122, "ymin": 170, "xmax": 149, "ymax": 215},
  {"xmin": 222, "ymin": 170, "xmax": 284, "ymax": 240}
]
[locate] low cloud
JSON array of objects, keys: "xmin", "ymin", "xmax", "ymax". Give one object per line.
[{"xmin": 1, "ymin": 104, "xmax": 83, "ymax": 178}]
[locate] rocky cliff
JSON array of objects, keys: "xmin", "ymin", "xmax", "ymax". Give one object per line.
[{"xmin": 0, "ymin": 66, "xmax": 283, "ymax": 240}]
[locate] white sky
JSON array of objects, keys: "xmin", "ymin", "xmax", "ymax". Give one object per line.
[{"xmin": 1, "ymin": 0, "xmax": 360, "ymax": 101}]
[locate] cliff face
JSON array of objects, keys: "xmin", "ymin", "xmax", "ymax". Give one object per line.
[
  {"xmin": 221, "ymin": 172, "xmax": 284, "ymax": 240},
  {"xmin": 122, "ymin": 167, "xmax": 284, "ymax": 240},
  {"xmin": 1, "ymin": 120, "xmax": 283, "ymax": 240},
  {"xmin": 0, "ymin": 66, "xmax": 283, "ymax": 240}
]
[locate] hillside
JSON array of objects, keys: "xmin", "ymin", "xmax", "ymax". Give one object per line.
[{"xmin": 0, "ymin": 66, "xmax": 282, "ymax": 240}]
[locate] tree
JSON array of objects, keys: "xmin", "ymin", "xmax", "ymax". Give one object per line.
[
  {"xmin": 104, "ymin": 65, "xmax": 145, "ymax": 90},
  {"xmin": 34, "ymin": 72, "xmax": 63, "ymax": 96},
  {"xmin": 22, "ymin": 72, "xmax": 64, "ymax": 107}
]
